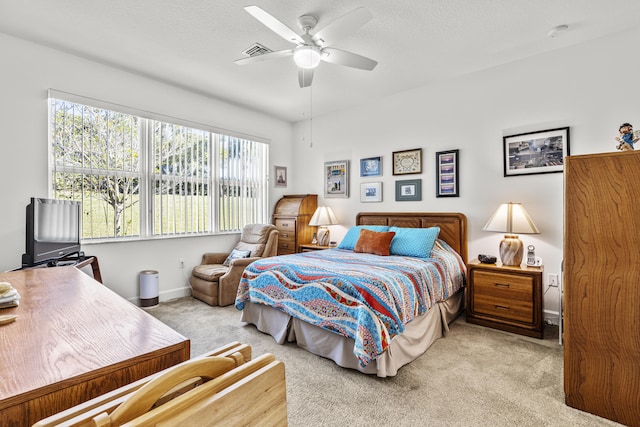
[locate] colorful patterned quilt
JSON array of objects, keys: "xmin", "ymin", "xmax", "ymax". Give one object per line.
[{"xmin": 235, "ymin": 239, "xmax": 466, "ymax": 367}]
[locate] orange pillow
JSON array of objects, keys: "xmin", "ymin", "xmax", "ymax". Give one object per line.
[{"xmin": 353, "ymin": 229, "xmax": 396, "ymax": 256}]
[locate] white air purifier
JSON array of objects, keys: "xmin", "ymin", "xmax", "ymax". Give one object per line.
[{"xmin": 139, "ymin": 270, "xmax": 159, "ymax": 308}]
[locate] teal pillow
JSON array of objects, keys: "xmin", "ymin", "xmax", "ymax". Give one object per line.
[
  {"xmin": 338, "ymin": 226, "xmax": 390, "ymax": 250},
  {"xmin": 389, "ymin": 226, "xmax": 440, "ymax": 258}
]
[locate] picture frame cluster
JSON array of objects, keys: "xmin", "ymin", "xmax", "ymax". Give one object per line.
[
  {"xmin": 289, "ymin": 126, "xmax": 570, "ymax": 202},
  {"xmin": 351, "ymin": 147, "xmax": 462, "ymax": 202}
]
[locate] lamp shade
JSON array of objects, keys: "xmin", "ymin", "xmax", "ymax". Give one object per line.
[
  {"xmin": 482, "ymin": 203, "xmax": 540, "ymax": 234},
  {"xmin": 483, "ymin": 202, "xmax": 539, "ymax": 266},
  {"xmin": 309, "ymin": 206, "xmax": 338, "ymax": 226},
  {"xmin": 293, "ymin": 45, "xmax": 321, "ymax": 69}
]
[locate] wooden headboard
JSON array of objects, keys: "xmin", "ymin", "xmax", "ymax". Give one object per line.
[{"xmin": 356, "ymin": 212, "xmax": 468, "ymax": 262}]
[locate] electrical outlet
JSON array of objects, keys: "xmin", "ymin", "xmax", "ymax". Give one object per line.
[
  {"xmin": 548, "ymin": 273, "xmax": 558, "ymax": 287},
  {"xmin": 179, "ymin": 258, "xmax": 185, "ymax": 269}
]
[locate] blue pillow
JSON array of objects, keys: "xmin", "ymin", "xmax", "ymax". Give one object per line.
[
  {"xmin": 338, "ymin": 225, "xmax": 390, "ymax": 250},
  {"xmin": 389, "ymin": 226, "xmax": 440, "ymax": 258}
]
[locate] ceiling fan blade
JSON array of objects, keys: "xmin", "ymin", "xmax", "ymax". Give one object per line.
[
  {"xmin": 244, "ymin": 5, "xmax": 304, "ymax": 45},
  {"xmin": 298, "ymin": 68, "xmax": 314, "ymax": 88},
  {"xmin": 234, "ymin": 49, "xmax": 293, "ymax": 65},
  {"xmin": 321, "ymin": 48, "xmax": 377, "ymax": 71},
  {"xmin": 312, "ymin": 7, "xmax": 373, "ymax": 47}
]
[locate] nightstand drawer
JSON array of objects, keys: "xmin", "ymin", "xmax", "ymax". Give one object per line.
[
  {"xmin": 473, "ymin": 294, "xmax": 533, "ymax": 323},
  {"xmin": 471, "ymin": 270, "xmax": 534, "ymax": 323},
  {"xmin": 472, "ymin": 271, "xmax": 533, "ymax": 302}
]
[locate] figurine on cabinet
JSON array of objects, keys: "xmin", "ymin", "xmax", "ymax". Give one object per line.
[{"xmin": 615, "ymin": 122, "xmax": 639, "ymax": 151}]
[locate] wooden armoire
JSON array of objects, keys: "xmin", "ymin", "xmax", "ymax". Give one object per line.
[
  {"xmin": 564, "ymin": 151, "xmax": 640, "ymax": 426},
  {"xmin": 272, "ymin": 194, "xmax": 317, "ymax": 255}
]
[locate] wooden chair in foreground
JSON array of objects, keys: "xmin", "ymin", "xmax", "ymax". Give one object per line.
[{"xmin": 33, "ymin": 342, "xmax": 288, "ymax": 427}]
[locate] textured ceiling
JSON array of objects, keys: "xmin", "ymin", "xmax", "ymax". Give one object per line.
[{"xmin": 1, "ymin": 0, "xmax": 639, "ymax": 122}]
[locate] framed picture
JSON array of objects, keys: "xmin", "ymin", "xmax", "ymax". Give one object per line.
[
  {"xmin": 436, "ymin": 149, "xmax": 459, "ymax": 197},
  {"xmin": 503, "ymin": 127, "xmax": 570, "ymax": 177},
  {"xmin": 360, "ymin": 156, "xmax": 382, "ymax": 177},
  {"xmin": 360, "ymin": 181, "xmax": 382, "ymax": 202},
  {"xmin": 274, "ymin": 166, "xmax": 287, "ymax": 187},
  {"xmin": 395, "ymin": 179, "xmax": 422, "ymax": 201},
  {"xmin": 324, "ymin": 160, "xmax": 349, "ymax": 198},
  {"xmin": 393, "ymin": 148, "xmax": 422, "ymax": 175}
]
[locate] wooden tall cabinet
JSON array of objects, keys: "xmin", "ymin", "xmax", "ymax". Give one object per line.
[
  {"xmin": 273, "ymin": 194, "xmax": 317, "ymax": 255},
  {"xmin": 564, "ymin": 151, "xmax": 640, "ymax": 427}
]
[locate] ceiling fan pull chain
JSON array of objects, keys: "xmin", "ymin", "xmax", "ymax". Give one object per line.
[{"xmin": 310, "ymin": 85, "xmax": 313, "ymax": 148}]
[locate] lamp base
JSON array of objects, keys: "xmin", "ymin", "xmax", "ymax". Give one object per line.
[
  {"xmin": 317, "ymin": 226, "xmax": 330, "ymax": 246},
  {"xmin": 499, "ymin": 234, "xmax": 523, "ymax": 266}
]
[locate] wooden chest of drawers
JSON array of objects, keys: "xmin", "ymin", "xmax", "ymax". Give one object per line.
[
  {"xmin": 274, "ymin": 218, "xmax": 297, "ymax": 254},
  {"xmin": 466, "ymin": 259, "xmax": 543, "ymax": 338},
  {"xmin": 273, "ymin": 194, "xmax": 317, "ymax": 255}
]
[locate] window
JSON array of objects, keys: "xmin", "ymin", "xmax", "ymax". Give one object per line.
[{"xmin": 49, "ymin": 92, "xmax": 269, "ymax": 241}]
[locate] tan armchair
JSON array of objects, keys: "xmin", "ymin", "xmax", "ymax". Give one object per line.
[{"xmin": 191, "ymin": 224, "xmax": 278, "ymax": 306}]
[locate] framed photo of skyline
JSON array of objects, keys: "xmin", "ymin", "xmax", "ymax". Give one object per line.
[{"xmin": 503, "ymin": 127, "xmax": 570, "ymax": 177}]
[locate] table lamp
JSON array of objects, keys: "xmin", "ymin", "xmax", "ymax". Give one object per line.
[
  {"xmin": 482, "ymin": 202, "xmax": 539, "ymax": 266},
  {"xmin": 309, "ymin": 206, "xmax": 338, "ymax": 246}
]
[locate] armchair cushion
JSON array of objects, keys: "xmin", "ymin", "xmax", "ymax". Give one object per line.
[
  {"xmin": 192, "ymin": 265, "xmax": 228, "ymax": 282},
  {"xmin": 223, "ymin": 249, "xmax": 251, "ymax": 266}
]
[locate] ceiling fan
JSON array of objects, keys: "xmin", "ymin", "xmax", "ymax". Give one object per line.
[{"xmin": 235, "ymin": 5, "xmax": 378, "ymax": 88}]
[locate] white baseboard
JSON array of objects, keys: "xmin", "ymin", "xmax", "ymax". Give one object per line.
[
  {"xmin": 160, "ymin": 286, "xmax": 192, "ymax": 301},
  {"xmin": 128, "ymin": 286, "xmax": 192, "ymax": 306}
]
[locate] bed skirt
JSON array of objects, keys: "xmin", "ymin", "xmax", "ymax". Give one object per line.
[{"xmin": 240, "ymin": 290, "xmax": 464, "ymax": 377}]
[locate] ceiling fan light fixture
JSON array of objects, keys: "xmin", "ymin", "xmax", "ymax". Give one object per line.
[{"xmin": 294, "ymin": 45, "xmax": 321, "ymax": 69}]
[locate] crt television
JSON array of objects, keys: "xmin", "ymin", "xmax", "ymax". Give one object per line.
[{"xmin": 22, "ymin": 197, "xmax": 82, "ymax": 267}]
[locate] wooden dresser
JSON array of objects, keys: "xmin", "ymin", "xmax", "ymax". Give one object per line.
[
  {"xmin": 273, "ymin": 194, "xmax": 317, "ymax": 255},
  {"xmin": 466, "ymin": 259, "xmax": 543, "ymax": 338},
  {"xmin": 564, "ymin": 151, "xmax": 640, "ymax": 427}
]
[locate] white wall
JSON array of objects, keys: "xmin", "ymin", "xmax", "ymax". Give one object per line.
[
  {"xmin": 3, "ymin": 27, "xmax": 639, "ymax": 318},
  {"xmin": 0, "ymin": 33, "xmax": 293, "ymax": 302},
  {"xmin": 291, "ymin": 27, "xmax": 640, "ymax": 321}
]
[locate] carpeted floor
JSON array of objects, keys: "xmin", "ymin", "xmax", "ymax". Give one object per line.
[{"xmin": 146, "ymin": 297, "xmax": 621, "ymax": 427}]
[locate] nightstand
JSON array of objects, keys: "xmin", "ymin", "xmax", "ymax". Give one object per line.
[
  {"xmin": 299, "ymin": 244, "xmax": 332, "ymax": 252},
  {"xmin": 466, "ymin": 259, "xmax": 544, "ymax": 338}
]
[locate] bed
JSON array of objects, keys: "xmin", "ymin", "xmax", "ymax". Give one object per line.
[{"xmin": 235, "ymin": 212, "xmax": 468, "ymax": 377}]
